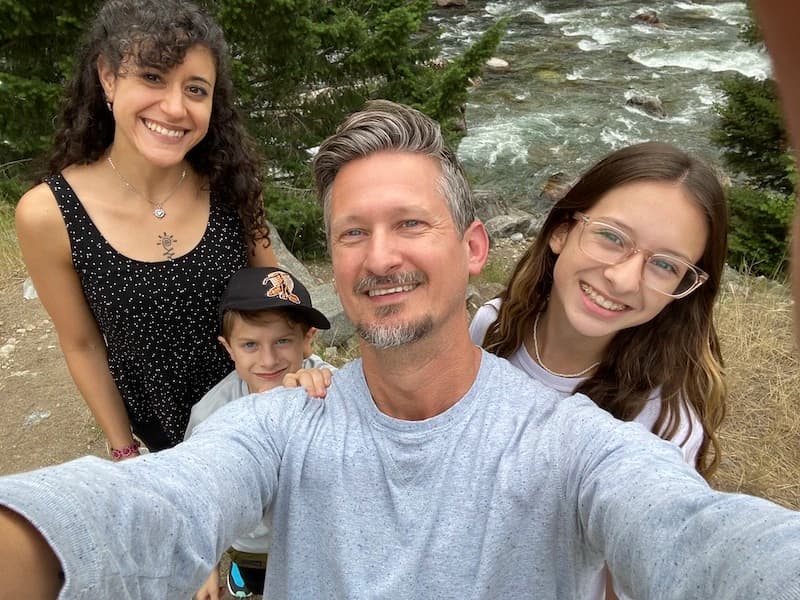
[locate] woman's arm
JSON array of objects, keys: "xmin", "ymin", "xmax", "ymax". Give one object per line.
[{"xmin": 16, "ymin": 185, "xmax": 137, "ymax": 452}]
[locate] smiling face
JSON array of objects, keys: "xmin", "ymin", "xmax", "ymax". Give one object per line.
[
  {"xmin": 98, "ymin": 44, "xmax": 216, "ymax": 167},
  {"xmin": 547, "ymin": 179, "xmax": 708, "ymax": 344},
  {"xmin": 328, "ymin": 151, "xmax": 487, "ymax": 350},
  {"xmin": 219, "ymin": 311, "xmax": 313, "ymax": 393}
]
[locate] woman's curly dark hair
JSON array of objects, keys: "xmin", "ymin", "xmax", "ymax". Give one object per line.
[{"xmin": 47, "ymin": 0, "xmax": 269, "ymax": 250}]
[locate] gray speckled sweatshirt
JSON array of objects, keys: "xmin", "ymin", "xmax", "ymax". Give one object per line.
[{"xmin": 0, "ymin": 352, "xmax": 798, "ymax": 599}]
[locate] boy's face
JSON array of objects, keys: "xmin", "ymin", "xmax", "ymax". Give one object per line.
[{"xmin": 219, "ymin": 312, "xmax": 314, "ymax": 393}]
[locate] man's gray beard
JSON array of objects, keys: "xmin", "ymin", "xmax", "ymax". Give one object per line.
[{"xmin": 357, "ymin": 316, "xmax": 434, "ymax": 349}]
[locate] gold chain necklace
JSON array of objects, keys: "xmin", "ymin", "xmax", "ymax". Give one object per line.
[
  {"xmin": 107, "ymin": 156, "xmax": 187, "ymax": 219},
  {"xmin": 532, "ymin": 312, "xmax": 600, "ymax": 378}
]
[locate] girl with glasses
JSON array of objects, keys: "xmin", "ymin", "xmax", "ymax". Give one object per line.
[{"xmin": 469, "ymin": 141, "xmax": 727, "ymax": 600}]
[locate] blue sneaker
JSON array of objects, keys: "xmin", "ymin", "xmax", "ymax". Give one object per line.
[{"xmin": 227, "ymin": 561, "xmax": 253, "ymax": 598}]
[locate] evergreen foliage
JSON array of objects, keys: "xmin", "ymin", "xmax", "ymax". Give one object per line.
[
  {"xmin": 207, "ymin": 0, "xmax": 504, "ymax": 249},
  {"xmin": 0, "ymin": 1, "xmax": 100, "ymax": 189},
  {"xmin": 210, "ymin": 0, "xmax": 504, "ymax": 181},
  {"xmin": 264, "ymin": 186, "xmax": 327, "ymax": 260},
  {"xmin": 712, "ymin": 75, "xmax": 790, "ymax": 194},
  {"xmin": 726, "ymin": 185, "xmax": 792, "ymax": 277}
]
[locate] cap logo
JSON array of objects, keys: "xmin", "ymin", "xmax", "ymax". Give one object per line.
[{"xmin": 263, "ymin": 270, "xmax": 301, "ymax": 305}]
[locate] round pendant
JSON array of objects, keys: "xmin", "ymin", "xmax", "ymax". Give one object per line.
[{"xmin": 153, "ymin": 206, "xmax": 166, "ymax": 219}]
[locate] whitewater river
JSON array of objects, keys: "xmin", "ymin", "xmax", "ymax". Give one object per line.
[{"xmin": 432, "ymin": 0, "xmax": 773, "ymax": 208}]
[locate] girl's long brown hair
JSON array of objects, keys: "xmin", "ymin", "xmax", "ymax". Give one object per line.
[{"xmin": 481, "ymin": 142, "xmax": 727, "ymax": 478}]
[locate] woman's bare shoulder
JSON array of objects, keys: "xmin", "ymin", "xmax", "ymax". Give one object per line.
[{"xmin": 16, "ymin": 182, "xmax": 60, "ymax": 227}]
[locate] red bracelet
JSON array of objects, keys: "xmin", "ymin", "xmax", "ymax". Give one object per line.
[{"xmin": 110, "ymin": 441, "xmax": 141, "ymax": 461}]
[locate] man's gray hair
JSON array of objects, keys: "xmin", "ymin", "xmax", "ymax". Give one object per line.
[{"xmin": 312, "ymin": 100, "xmax": 475, "ymax": 239}]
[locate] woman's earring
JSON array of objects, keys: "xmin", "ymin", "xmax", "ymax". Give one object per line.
[{"xmin": 105, "ymin": 98, "xmax": 113, "ymax": 112}]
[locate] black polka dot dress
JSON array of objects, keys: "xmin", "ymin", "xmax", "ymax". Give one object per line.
[{"xmin": 45, "ymin": 174, "xmax": 248, "ymax": 450}]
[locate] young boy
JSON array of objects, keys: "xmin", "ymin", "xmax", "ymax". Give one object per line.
[{"xmin": 185, "ymin": 266, "xmax": 333, "ymax": 599}]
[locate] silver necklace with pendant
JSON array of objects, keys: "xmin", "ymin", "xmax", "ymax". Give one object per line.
[{"xmin": 107, "ymin": 156, "xmax": 187, "ymax": 219}]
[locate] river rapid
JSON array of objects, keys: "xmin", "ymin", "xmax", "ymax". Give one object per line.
[{"xmin": 432, "ymin": 0, "xmax": 772, "ymax": 209}]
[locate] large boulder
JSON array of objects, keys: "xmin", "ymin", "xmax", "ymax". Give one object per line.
[
  {"xmin": 484, "ymin": 210, "xmax": 542, "ymax": 242},
  {"xmin": 633, "ymin": 10, "xmax": 666, "ymax": 28},
  {"xmin": 268, "ymin": 221, "xmax": 315, "ymax": 283},
  {"xmin": 625, "ymin": 94, "xmax": 666, "ymax": 119},
  {"xmin": 539, "ymin": 172, "xmax": 576, "ymax": 204},
  {"xmin": 308, "ymin": 283, "xmax": 356, "ymax": 347},
  {"xmin": 473, "ymin": 190, "xmax": 513, "ymax": 223},
  {"xmin": 485, "ymin": 57, "xmax": 510, "ymax": 72}
]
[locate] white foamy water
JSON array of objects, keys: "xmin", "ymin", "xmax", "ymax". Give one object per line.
[
  {"xmin": 430, "ymin": 0, "xmax": 772, "ymax": 205},
  {"xmin": 459, "ymin": 112, "xmax": 564, "ymax": 167},
  {"xmin": 600, "ymin": 126, "xmax": 644, "ymax": 149},
  {"xmin": 674, "ymin": 1, "xmax": 750, "ymax": 25},
  {"xmin": 563, "ymin": 25, "xmax": 621, "ymax": 47},
  {"xmin": 484, "ymin": 2, "xmax": 515, "ymax": 17},
  {"xmin": 630, "ymin": 47, "xmax": 771, "ymax": 80},
  {"xmin": 692, "ymin": 83, "xmax": 721, "ymax": 106}
]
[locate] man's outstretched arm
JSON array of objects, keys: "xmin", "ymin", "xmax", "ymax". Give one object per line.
[
  {"xmin": 0, "ymin": 507, "xmax": 62, "ymax": 598},
  {"xmin": 0, "ymin": 391, "xmax": 292, "ymax": 598}
]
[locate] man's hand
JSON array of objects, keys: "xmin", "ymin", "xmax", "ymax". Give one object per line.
[{"xmin": 0, "ymin": 506, "xmax": 63, "ymax": 598}]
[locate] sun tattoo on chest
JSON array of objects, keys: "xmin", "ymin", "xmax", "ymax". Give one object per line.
[{"xmin": 158, "ymin": 232, "xmax": 178, "ymax": 260}]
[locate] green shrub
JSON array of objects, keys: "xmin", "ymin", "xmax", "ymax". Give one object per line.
[
  {"xmin": 727, "ymin": 185, "xmax": 792, "ymax": 278},
  {"xmin": 479, "ymin": 256, "xmax": 511, "ymax": 285},
  {"xmin": 265, "ymin": 185, "xmax": 327, "ymax": 260},
  {"xmin": 0, "ymin": 176, "xmax": 27, "ymax": 206},
  {"xmin": 0, "ymin": 160, "xmax": 33, "ymax": 206},
  {"xmin": 712, "ymin": 75, "xmax": 790, "ymax": 194}
]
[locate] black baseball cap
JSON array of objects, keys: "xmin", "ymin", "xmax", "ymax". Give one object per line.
[{"xmin": 219, "ymin": 267, "xmax": 331, "ymax": 330}]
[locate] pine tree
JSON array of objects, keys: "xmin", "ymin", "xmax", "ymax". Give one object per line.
[
  {"xmin": 0, "ymin": 1, "xmax": 98, "ymax": 170},
  {"xmin": 712, "ymin": 74, "xmax": 790, "ymax": 194}
]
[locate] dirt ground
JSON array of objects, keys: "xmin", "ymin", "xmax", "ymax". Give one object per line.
[{"xmin": 0, "ymin": 271, "xmax": 107, "ymax": 475}]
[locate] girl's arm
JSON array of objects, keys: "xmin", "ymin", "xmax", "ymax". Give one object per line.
[{"xmin": 16, "ymin": 184, "xmax": 137, "ymax": 453}]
